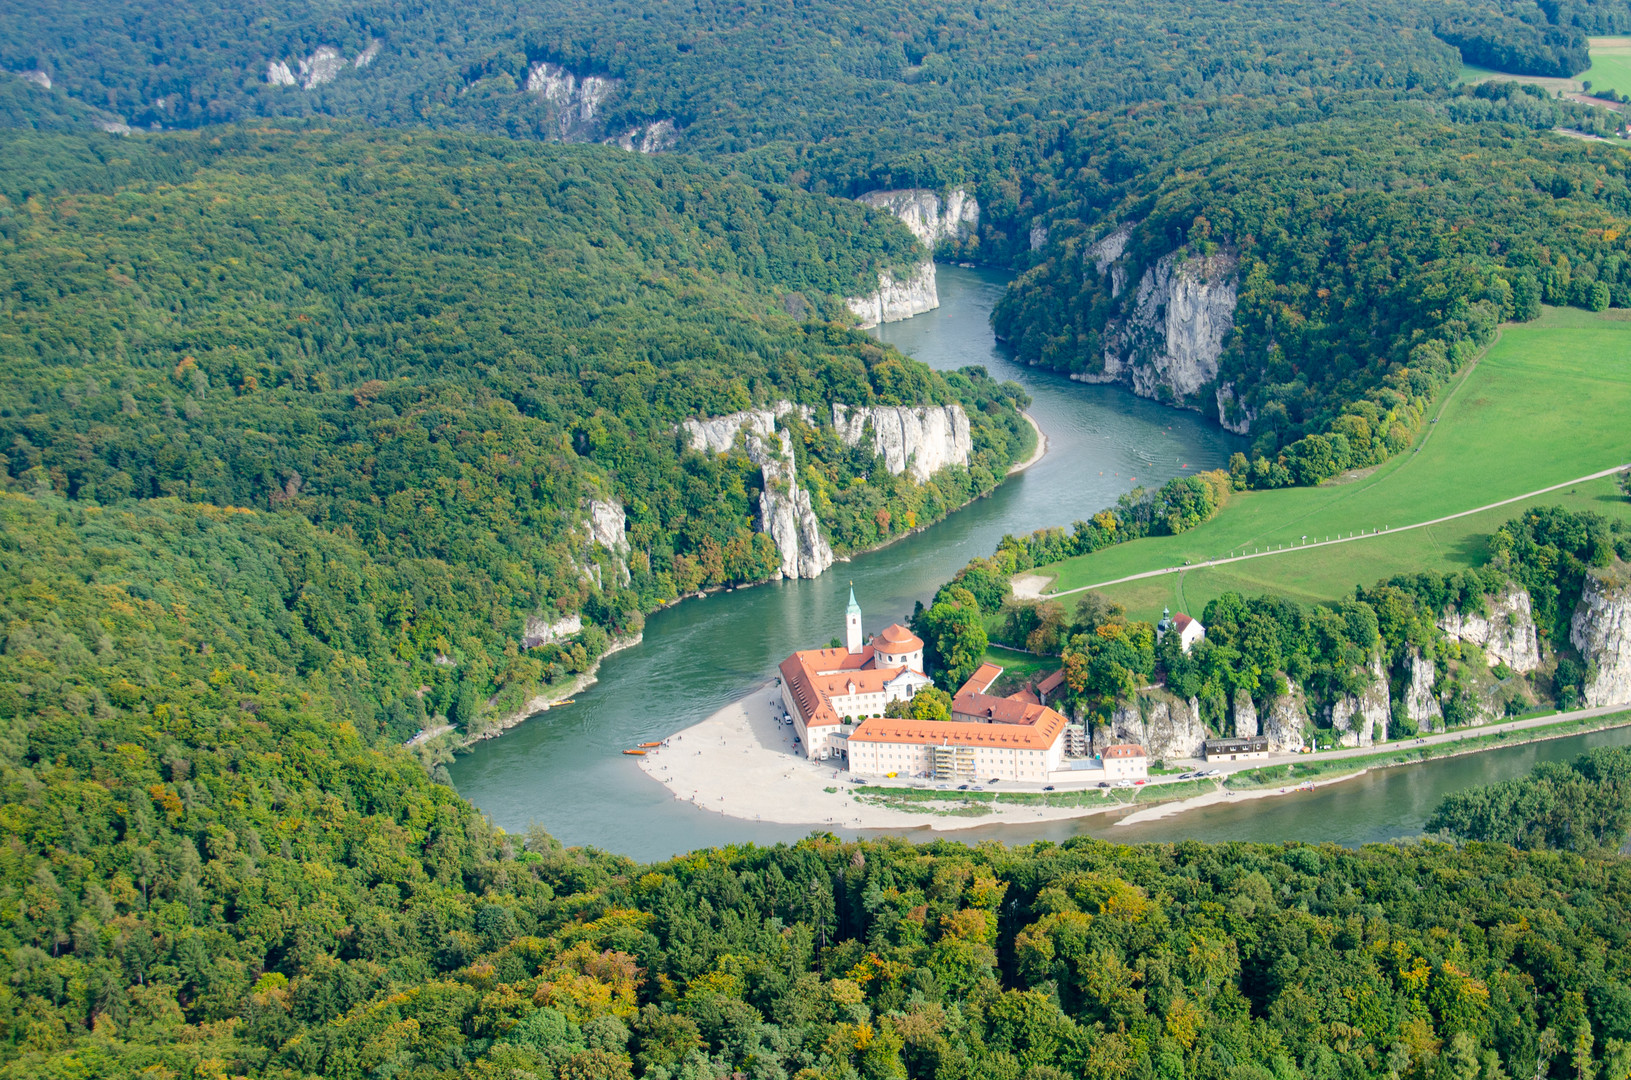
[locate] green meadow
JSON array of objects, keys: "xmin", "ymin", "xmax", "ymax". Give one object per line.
[
  {"xmin": 1583, "ymin": 37, "xmax": 1631, "ymax": 97},
  {"xmin": 1031, "ymin": 306, "xmax": 1631, "ymax": 622}
]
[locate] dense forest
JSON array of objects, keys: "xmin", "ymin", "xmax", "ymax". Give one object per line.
[
  {"xmin": 2, "ymin": 494, "xmax": 1630, "ymax": 1078},
  {"xmin": 0, "ymin": 126, "xmax": 1029, "ymax": 745}
]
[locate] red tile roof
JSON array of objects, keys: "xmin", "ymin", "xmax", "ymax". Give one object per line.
[
  {"xmin": 849, "ymin": 710, "xmax": 1068, "ymax": 750},
  {"xmin": 1173, "ymin": 613, "xmax": 1195, "ymax": 631},
  {"xmin": 950, "ymin": 690, "xmax": 1053, "ymax": 726},
  {"xmin": 957, "ymin": 663, "xmax": 1003, "ymax": 697},
  {"xmin": 1036, "ymin": 669, "xmax": 1067, "ymax": 695},
  {"xmin": 1104, "ymin": 744, "xmax": 1146, "ymax": 759},
  {"xmin": 877, "ymin": 623, "xmax": 924, "ymax": 650}
]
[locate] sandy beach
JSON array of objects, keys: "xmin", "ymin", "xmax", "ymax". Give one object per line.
[
  {"xmin": 635, "ymin": 682, "xmax": 1148, "ymax": 831},
  {"xmin": 1009, "ymin": 412, "xmax": 1049, "ymax": 475}
]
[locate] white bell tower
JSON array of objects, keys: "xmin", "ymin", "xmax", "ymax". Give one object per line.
[{"xmin": 845, "ymin": 584, "xmax": 863, "ymax": 654}]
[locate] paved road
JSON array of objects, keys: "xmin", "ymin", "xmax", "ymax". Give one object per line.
[{"xmin": 1045, "ymin": 463, "xmax": 1629, "ymax": 599}]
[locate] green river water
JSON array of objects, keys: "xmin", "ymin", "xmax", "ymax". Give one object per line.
[{"xmin": 447, "ymin": 265, "xmax": 1630, "ymax": 860}]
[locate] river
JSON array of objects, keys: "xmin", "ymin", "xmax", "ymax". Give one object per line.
[{"xmin": 447, "ymin": 265, "xmax": 1624, "ymax": 861}]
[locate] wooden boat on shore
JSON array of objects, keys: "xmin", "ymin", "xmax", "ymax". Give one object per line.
[
  {"xmin": 621, "ymin": 749, "xmax": 646, "ymax": 756},
  {"xmin": 637, "ymin": 741, "xmax": 663, "ymax": 748}
]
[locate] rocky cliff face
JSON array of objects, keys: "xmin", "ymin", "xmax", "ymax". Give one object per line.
[
  {"xmin": 522, "ymin": 613, "xmax": 583, "ymax": 648},
  {"xmin": 682, "ymin": 403, "xmax": 832, "ymax": 579},
  {"xmin": 830, "ymin": 404, "xmax": 972, "ymax": 483},
  {"xmin": 1086, "ymin": 224, "xmax": 1133, "ymax": 299},
  {"xmin": 525, "ymin": 62, "xmax": 620, "ymax": 140},
  {"xmin": 749, "ymin": 430, "xmax": 834, "ymax": 580},
  {"xmin": 1215, "ymin": 382, "xmax": 1255, "ymax": 436},
  {"xmin": 855, "ymin": 189, "xmax": 979, "ymax": 251},
  {"xmin": 266, "ymin": 46, "xmax": 349, "ymax": 89},
  {"xmin": 1232, "ymin": 688, "xmax": 1258, "ymax": 738},
  {"xmin": 1439, "ymin": 585, "xmax": 1542, "ymax": 673},
  {"xmin": 612, "ymin": 119, "xmax": 679, "ymax": 153},
  {"xmin": 1096, "ymin": 689, "xmax": 1208, "ymax": 761},
  {"xmin": 1571, "ymin": 564, "xmax": 1631, "ymax": 707},
  {"xmin": 583, "ymin": 498, "xmax": 631, "ymax": 587},
  {"xmin": 1404, "ymin": 648, "xmax": 1444, "ymax": 732},
  {"xmin": 1263, "ymin": 680, "xmax": 1309, "ymax": 753},
  {"xmin": 1330, "ymin": 653, "xmax": 1390, "ymax": 747},
  {"xmin": 847, "ymin": 260, "xmax": 939, "ymax": 328}
]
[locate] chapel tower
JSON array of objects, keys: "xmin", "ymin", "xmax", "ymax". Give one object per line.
[{"xmin": 845, "ymin": 585, "xmax": 863, "ymax": 654}]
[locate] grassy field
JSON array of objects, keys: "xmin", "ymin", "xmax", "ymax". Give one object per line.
[
  {"xmin": 1583, "ymin": 37, "xmax": 1631, "ymax": 97},
  {"xmin": 978, "ymin": 644, "xmax": 1057, "ymax": 689},
  {"xmin": 1456, "ymin": 61, "xmax": 1581, "ymax": 94},
  {"xmin": 1030, "ymin": 306, "xmax": 1631, "ymax": 621}
]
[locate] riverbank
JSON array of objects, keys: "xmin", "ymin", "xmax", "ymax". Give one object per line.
[
  {"xmin": 1009, "ymin": 412, "xmax": 1048, "ymax": 474},
  {"xmin": 447, "ymin": 631, "xmax": 644, "ymax": 751},
  {"xmin": 633, "ymin": 684, "xmax": 1631, "ymax": 833}
]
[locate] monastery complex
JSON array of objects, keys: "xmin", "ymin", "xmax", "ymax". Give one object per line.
[{"xmin": 777, "ymin": 589, "xmax": 1151, "ymax": 784}]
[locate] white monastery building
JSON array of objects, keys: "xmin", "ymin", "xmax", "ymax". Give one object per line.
[
  {"xmin": 778, "ymin": 593, "xmax": 1072, "ymax": 781},
  {"xmin": 778, "ymin": 588, "xmax": 933, "ymax": 760}
]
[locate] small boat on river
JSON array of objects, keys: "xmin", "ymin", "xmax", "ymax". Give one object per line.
[
  {"xmin": 638, "ymin": 741, "xmax": 663, "ymax": 749},
  {"xmin": 622, "ymin": 749, "xmax": 646, "ymax": 756}
]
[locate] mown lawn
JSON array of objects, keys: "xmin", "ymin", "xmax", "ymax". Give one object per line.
[
  {"xmin": 1583, "ymin": 37, "xmax": 1631, "ymax": 98},
  {"xmin": 1033, "ymin": 306, "xmax": 1631, "ymax": 621}
]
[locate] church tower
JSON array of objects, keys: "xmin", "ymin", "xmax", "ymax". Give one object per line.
[{"xmin": 845, "ymin": 584, "xmax": 863, "ymax": 654}]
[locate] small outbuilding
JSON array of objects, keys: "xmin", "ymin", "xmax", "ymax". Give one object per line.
[
  {"xmin": 1101, "ymin": 743, "xmax": 1148, "ymax": 780},
  {"xmin": 1204, "ymin": 736, "xmax": 1269, "ymax": 761}
]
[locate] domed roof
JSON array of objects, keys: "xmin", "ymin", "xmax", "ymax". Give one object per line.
[{"xmin": 877, "ymin": 623, "xmax": 922, "ymax": 649}]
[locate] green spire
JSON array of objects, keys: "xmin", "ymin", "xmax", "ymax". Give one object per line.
[{"xmin": 847, "ymin": 582, "xmax": 861, "ymax": 617}]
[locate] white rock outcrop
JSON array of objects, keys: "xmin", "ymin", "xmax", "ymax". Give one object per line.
[
  {"xmin": 1263, "ymin": 680, "xmax": 1309, "ymax": 753},
  {"xmin": 1087, "ymin": 224, "xmax": 1134, "ymax": 298},
  {"xmin": 1439, "ymin": 585, "xmax": 1542, "ymax": 674},
  {"xmin": 1114, "ymin": 251, "xmax": 1239, "ymax": 403},
  {"xmin": 1029, "ymin": 223, "xmax": 1049, "ymax": 251},
  {"xmin": 612, "ymin": 119, "xmax": 679, "ymax": 153},
  {"xmin": 1571, "ymin": 565, "xmax": 1631, "ymax": 707},
  {"xmin": 749, "ymin": 429, "xmax": 834, "ymax": 580},
  {"xmin": 20, "ymin": 70, "xmax": 51, "ymax": 90},
  {"xmin": 1216, "ymin": 382, "xmax": 1256, "ymax": 436},
  {"xmin": 1232, "ymin": 688, "xmax": 1258, "ymax": 738},
  {"xmin": 855, "ymin": 188, "xmax": 979, "ymax": 251},
  {"xmin": 354, "ymin": 41, "xmax": 381, "ymax": 68},
  {"xmin": 1330, "ymin": 653, "xmax": 1390, "ymax": 748},
  {"xmin": 830, "ymin": 404, "xmax": 972, "ymax": 483},
  {"xmin": 525, "ymin": 62, "xmax": 620, "ymax": 139},
  {"xmin": 583, "ymin": 498, "xmax": 631, "ymax": 586},
  {"xmin": 1096, "ymin": 690, "xmax": 1208, "ymax": 761},
  {"xmin": 266, "ymin": 46, "xmax": 350, "ymax": 89},
  {"xmin": 847, "ymin": 260, "xmax": 939, "ymax": 328},
  {"xmin": 682, "ymin": 403, "xmax": 831, "ymax": 580},
  {"xmin": 1404, "ymin": 648, "xmax": 1443, "ymax": 732},
  {"xmin": 522, "ymin": 613, "xmax": 583, "ymax": 648}
]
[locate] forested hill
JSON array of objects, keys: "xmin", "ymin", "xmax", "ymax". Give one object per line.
[
  {"xmin": 2, "ymin": 493, "xmax": 1628, "ymax": 1078},
  {"xmin": 4, "ymin": 0, "xmax": 1624, "ymax": 186},
  {"xmin": 998, "ymin": 112, "xmax": 1631, "ymax": 487},
  {"xmin": 0, "ymin": 126, "xmax": 1029, "ymax": 746}
]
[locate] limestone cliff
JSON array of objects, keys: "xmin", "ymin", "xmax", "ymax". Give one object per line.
[
  {"xmin": 830, "ymin": 404, "xmax": 972, "ymax": 483},
  {"xmin": 1571, "ymin": 564, "xmax": 1631, "ymax": 707},
  {"xmin": 583, "ymin": 498, "xmax": 631, "ymax": 587},
  {"xmin": 265, "ymin": 46, "xmax": 349, "ymax": 89},
  {"xmin": 748, "ymin": 429, "xmax": 834, "ymax": 580},
  {"xmin": 522, "ymin": 613, "xmax": 583, "ymax": 648},
  {"xmin": 1263, "ymin": 680, "xmax": 1309, "ymax": 753},
  {"xmin": 525, "ymin": 62, "xmax": 620, "ymax": 140},
  {"xmin": 1330, "ymin": 653, "xmax": 1390, "ymax": 747},
  {"xmin": 1095, "ymin": 689, "xmax": 1209, "ymax": 761},
  {"xmin": 1404, "ymin": 648, "xmax": 1444, "ymax": 732},
  {"xmin": 1232, "ymin": 688, "xmax": 1258, "ymax": 738},
  {"xmin": 855, "ymin": 189, "xmax": 979, "ymax": 251},
  {"xmin": 1439, "ymin": 584, "xmax": 1542, "ymax": 673},
  {"xmin": 847, "ymin": 260, "xmax": 939, "ymax": 328},
  {"xmin": 612, "ymin": 119, "xmax": 679, "ymax": 153},
  {"xmin": 1074, "ymin": 229, "xmax": 1240, "ymax": 418},
  {"xmin": 682, "ymin": 403, "xmax": 832, "ymax": 580}
]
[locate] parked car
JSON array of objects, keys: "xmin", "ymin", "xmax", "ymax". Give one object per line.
[
  {"xmin": 1179, "ymin": 771, "xmax": 1199, "ymax": 780},
  {"xmin": 970, "ymin": 786, "xmax": 984, "ymax": 792},
  {"xmin": 956, "ymin": 784, "xmax": 970, "ymax": 791},
  {"xmin": 989, "ymin": 778, "xmax": 1001, "ymax": 784},
  {"xmin": 1115, "ymin": 779, "xmax": 1133, "ymax": 789},
  {"xmin": 935, "ymin": 784, "xmax": 950, "ymax": 790},
  {"xmin": 1043, "ymin": 785, "xmax": 1055, "ymax": 791},
  {"xmin": 1133, "ymin": 779, "xmax": 1147, "ymax": 786},
  {"xmin": 1097, "ymin": 781, "xmax": 1110, "ymax": 788}
]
